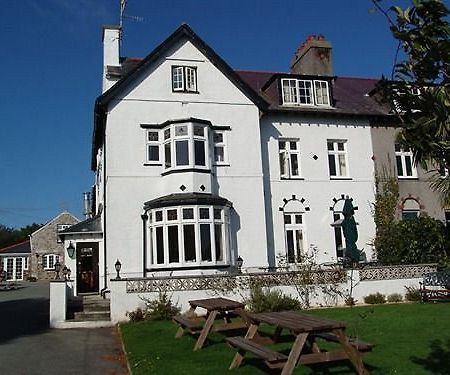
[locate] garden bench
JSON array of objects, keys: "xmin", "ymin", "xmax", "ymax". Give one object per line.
[
  {"xmin": 420, "ymin": 271, "xmax": 450, "ymax": 302},
  {"xmin": 173, "ymin": 314, "xmax": 204, "ymax": 334},
  {"xmin": 313, "ymin": 333, "xmax": 373, "ymax": 353}
]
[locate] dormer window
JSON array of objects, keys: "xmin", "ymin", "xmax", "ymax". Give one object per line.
[
  {"xmin": 281, "ymin": 78, "xmax": 330, "ymax": 106},
  {"xmin": 172, "ymin": 66, "xmax": 197, "ymax": 93}
]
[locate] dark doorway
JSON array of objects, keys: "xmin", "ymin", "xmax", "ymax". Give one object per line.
[{"xmin": 76, "ymin": 242, "xmax": 99, "ymax": 294}]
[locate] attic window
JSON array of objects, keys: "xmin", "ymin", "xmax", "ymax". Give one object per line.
[
  {"xmin": 281, "ymin": 78, "xmax": 330, "ymax": 106},
  {"xmin": 172, "ymin": 66, "xmax": 197, "ymax": 93}
]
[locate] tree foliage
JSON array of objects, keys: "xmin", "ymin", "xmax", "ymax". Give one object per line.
[
  {"xmin": 373, "ymin": 0, "xmax": 450, "ymax": 206},
  {"xmin": 0, "ymin": 223, "xmax": 42, "ymax": 249}
]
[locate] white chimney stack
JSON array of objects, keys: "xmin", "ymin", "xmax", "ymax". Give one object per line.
[{"xmin": 102, "ymin": 25, "xmax": 121, "ymax": 92}]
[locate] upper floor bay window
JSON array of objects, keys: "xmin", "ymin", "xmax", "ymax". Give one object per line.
[
  {"xmin": 281, "ymin": 78, "xmax": 330, "ymax": 106},
  {"xmin": 279, "ymin": 139, "xmax": 300, "ymax": 179},
  {"xmin": 327, "ymin": 140, "xmax": 348, "ymax": 178},
  {"xmin": 172, "ymin": 66, "xmax": 197, "ymax": 93},
  {"xmin": 146, "ymin": 204, "xmax": 230, "ymax": 269},
  {"xmin": 395, "ymin": 143, "xmax": 417, "ymax": 178}
]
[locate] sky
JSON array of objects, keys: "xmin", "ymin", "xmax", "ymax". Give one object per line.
[{"xmin": 0, "ymin": 0, "xmax": 431, "ymax": 229}]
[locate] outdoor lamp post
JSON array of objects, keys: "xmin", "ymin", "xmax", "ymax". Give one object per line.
[
  {"xmin": 62, "ymin": 265, "xmax": 68, "ymax": 281},
  {"xmin": 67, "ymin": 241, "xmax": 75, "ymax": 259},
  {"xmin": 54, "ymin": 261, "xmax": 61, "ymax": 280},
  {"xmin": 67, "ymin": 268, "xmax": 71, "ymax": 280},
  {"xmin": 236, "ymin": 256, "xmax": 244, "ymax": 273},
  {"xmin": 115, "ymin": 259, "xmax": 122, "ymax": 280}
]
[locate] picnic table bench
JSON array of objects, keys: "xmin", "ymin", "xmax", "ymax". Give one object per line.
[{"xmin": 420, "ymin": 271, "xmax": 450, "ymax": 302}]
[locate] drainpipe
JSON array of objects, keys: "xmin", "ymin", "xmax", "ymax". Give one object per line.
[
  {"xmin": 100, "ymin": 130, "xmax": 108, "ymax": 298},
  {"xmin": 141, "ymin": 213, "xmax": 148, "ymax": 277}
]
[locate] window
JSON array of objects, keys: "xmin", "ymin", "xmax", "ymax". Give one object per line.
[
  {"xmin": 146, "ymin": 131, "xmax": 160, "ymax": 163},
  {"xmin": 279, "ymin": 140, "xmax": 300, "ymax": 178},
  {"xmin": 395, "ymin": 144, "xmax": 417, "ymax": 178},
  {"xmin": 24, "ymin": 257, "xmax": 29, "ymax": 270},
  {"xmin": 43, "ymin": 254, "xmax": 59, "ymax": 270},
  {"xmin": 284, "ymin": 213, "xmax": 305, "ymax": 263},
  {"xmin": 172, "ymin": 66, "xmax": 197, "ymax": 93},
  {"xmin": 281, "ymin": 78, "xmax": 331, "ymax": 106},
  {"xmin": 148, "ymin": 205, "xmax": 229, "ymax": 268},
  {"xmin": 401, "ymin": 198, "xmax": 420, "ymax": 220},
  {"xmin": 332, "ymin": 212, "xmax": 345, "ymax": 258},
  {"xmin": 445, "ymin": 210, "xmax": 450, "ymax": 228},
  {"xmin": 213, "ymin": 131, "xmax": 227, "ymax": 164},
  {"xmin": 327, "ymin": 140, "xmax": 348, "ymax": 178},
  {"xmin": 56, "ymin": 224, "xmax": 72, "ymax": 243}
]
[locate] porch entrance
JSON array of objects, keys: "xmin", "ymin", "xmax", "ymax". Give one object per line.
[{"xmin": 76, "ymin": 242, "xmax": 99, "ymax": 293}]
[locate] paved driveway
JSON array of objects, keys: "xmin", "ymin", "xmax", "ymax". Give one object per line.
[{"xmin": 0, "ymin": 281, "xmax": 129, "ymax": 375}]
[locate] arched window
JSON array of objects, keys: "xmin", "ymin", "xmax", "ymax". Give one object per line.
[{"xmin": 401, "ymin": 198, "xmax": 421, "ymax": 220}]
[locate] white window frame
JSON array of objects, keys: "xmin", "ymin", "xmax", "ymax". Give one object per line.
[
  {"xmin": 146, "ymin": 130, "xmax": 160, "ymax": 164},
  {"xmin": 284, "ymin": 212, "xmax": 306, "ymax": 264},
  {"xmin": 213, "ymin": 130, "xmax": 227, "ymax": 165},
  {"xmin": 43, "ymin": 254, "xmax": 59, "ymax": 270},
  {"xmin": 327, "ymin": 140, "xmax": 349, "ymax": 178},
  {"xmin": 163, "ymin": 122, "xmax": 209, "ymax": 172},
  {"xmin": 279, "ymin": 139, "xmax": 301, "ymax": 179},
  {"xmin": 23, "ymin": 256, "xmax": 29, "ymax": 270},
  {"xmin": 395, "ymin": 144, "xmax": 417, "ymax": 178},
  {"xmin": 147, "ymin": 205, "xmax": 230, "ymax": 269},
  {"xmin": 281, "ymin": 78, "xmax": 331, "ymax": 106},
  {"xmin": 172, "ymin": 66, "xmax": 197, "ymax": 93}
]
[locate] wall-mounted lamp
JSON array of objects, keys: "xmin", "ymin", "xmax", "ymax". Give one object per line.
[
  {"xmin": 115, "ymin": 259, "xmax": 122, "ymax": 280},
  {"xmin": 62, "ymin": 265, "xmax": 68, "ymax": 281},
  {"xmin": 67, "ymin": 241, "xmax": 75, "ymax": 259},
  {"xmin": 236, "ymin": 256, "xmax": 244, "ymax": 273},
  {"xmin": 54, "ymin": 261, "xmax": 61, "ymax": 280}
]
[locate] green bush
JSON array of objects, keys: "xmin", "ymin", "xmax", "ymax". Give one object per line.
[
  {"xmin": 246, "ymin": 285, "xmax": 301, "ymax": 313},
  {"xmin": 364, "ymin": 292, "xmax": 386, "ymax": 304},
  {"xmin": 387, "ymin": 293, "xmax": 403, "ymax": 303},
  {"xmin": 375, "ymin": 217, "xmax": 449, "ymax": 265},
  {"xmin": 404, "ymin": 285, "xmax": 422, "ymax": 302},
  {"xmin": 126, "ymin": 291, "xmax": 181, "ymax": 322},
  {"xmin": 26, "ymin": 276, "xmax": 37, "ymax": 282}
]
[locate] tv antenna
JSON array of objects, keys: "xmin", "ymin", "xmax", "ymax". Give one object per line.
[{"xmin": 119, "ymin": 0, "xmax": 143, "ymax": 29}]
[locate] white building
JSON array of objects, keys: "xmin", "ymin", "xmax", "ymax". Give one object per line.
[{"xmin": 60, "ymin": 24, "xmax": 444, "ymax": 298}]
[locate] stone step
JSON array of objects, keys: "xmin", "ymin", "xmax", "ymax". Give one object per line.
[{"xmin": 73, "ymin": 311, "xmax": 111, "ymax": 321}]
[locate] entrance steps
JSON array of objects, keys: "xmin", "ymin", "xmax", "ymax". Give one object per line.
[{"xmin": 63, "ymin": 294, "xmax": 114, "ymax": 328}]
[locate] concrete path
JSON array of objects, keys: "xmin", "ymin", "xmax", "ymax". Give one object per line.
[{"xmin": 0, "ymin": 281, "xmax": 129, "ymax": 375}]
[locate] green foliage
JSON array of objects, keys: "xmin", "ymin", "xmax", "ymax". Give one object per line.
[
  {"xmin": 0, "ymin": 223, "xmax": 42, "ymax": 249},
  {"xmin": 404, "ymin": 285, "xmax": 422, "ymax": 302},
  {"xmin": 364, "ymin": 292, "xmax": 387, "ymax": 304},
  {"xmin": 373, "ymin": 0, "xmax": 450, "ymax": 205},
  {"xmin": 246, "ymin": 284, "xmax": 301, "ymax": 313},
  {"xmin": 375, "ymin": 216, "xmax": 449, "ymax": 264},
  {"xmin": 387, "ymin": 293, "xmax": 403, "ymax": 303},
  {"xmin": 126, "ymin": 291, "xmax": 181, "ymax": 322}
]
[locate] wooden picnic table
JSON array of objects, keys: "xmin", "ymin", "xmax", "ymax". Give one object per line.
[
  {"xmin": 174, "ymin": 297, "xmax": 248, "ymax": 351},
  {"xmin": 227, "ymin": 310, "xmax": 370, "ymax": 375}
]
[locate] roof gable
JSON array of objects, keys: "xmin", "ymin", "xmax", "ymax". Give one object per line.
[
  {"xmin": 0, "ymin": 240, "xmax": 31, "ymax": 255},
  {"xmin": 31, "ymin": 211, "xmax": 80, "ymax": 237}
]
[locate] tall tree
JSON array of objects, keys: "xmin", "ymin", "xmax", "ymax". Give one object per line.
[{"xmin": 373, "ymin": 0, "xmax": 450, "ymax": 206}]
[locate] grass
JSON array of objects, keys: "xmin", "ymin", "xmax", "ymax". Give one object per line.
[{"xmin": 120, "ymin": 303, "xmax": 450, "ymax": 374}]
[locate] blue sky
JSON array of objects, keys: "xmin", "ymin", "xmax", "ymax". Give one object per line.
[{"xmin": 0, "ymin": 0, "xmax": 421, "ymax": 228}]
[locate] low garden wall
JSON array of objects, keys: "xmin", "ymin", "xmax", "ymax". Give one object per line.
[{"xmin": 109, "ymin": 264, "xmax": 435, "ymax": 323}]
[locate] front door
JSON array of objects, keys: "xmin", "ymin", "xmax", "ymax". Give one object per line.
[{"xmin": 76, "ymin": 242, "xmax": 99, "ymax": 293}]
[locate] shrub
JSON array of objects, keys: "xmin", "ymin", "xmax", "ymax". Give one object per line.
[
  {"xmin": 404, "ymin": 285, "xmax": 422, "ymax": 302},
  {"xmin": 26, "ymin": 276, "xmax": 37, "ymax": 282},
  {"xmin": 246, "ymin": 285, "xmax": 301, "ymax": 313},
  {"xmin": 387, "ymin": 293, "xmax": 403, "ymax": 303},
  {"xmin": 345, "ymin": 297, "xmax": 357, "ymax": 306},
  {"xmin": 363, "ymin": 292, "xmax": 386, "ymax": 304},
  {"xmin": 126, "ymin": 291, "xmax": 181, "ymax": 322}
]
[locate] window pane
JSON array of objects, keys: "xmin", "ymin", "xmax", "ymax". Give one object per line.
[
  {"xmin": 284, "ymin": 214, "xmax": 291, "ymax": 224},
  {"xmin": 290, "ymin": 154, "xmax": 299, "ymax": 176},
  {"xmin": 182, "ymin": 208, "xmax": 194, "ymax": 220},
  {"xmin": 168, "ymin": 226, "xmax": 179, "ymax": 263},
  {"xmin": 148, "ymin": 145, "xmax": 159, "ymax": 161},
  {"xmin": 279, "ymin": 152, "xmax": 286, "ymax": 176},
  {"xmin": 148, "ymin": 131, "xmax": 159, "ymax": 141},
  {"xmin": 396, "ymin": 155, "xmax": 404, "ymax": 176},
  {"xmin": 279, "ymin": 141, "xmax": 286, "ymax": 150},
  {"xmin": 214, "ymin": 146, "xmax": 224, "ymax": 162},
  {"xmin": 186, "ymin": 67, "xmax": 196, "ymax": 91},
  {"xmin": 193, "ymin": 125, "xmax": 204, "ymax": 137},
  {"xmin": 164, "ymin": 128, "xmax": 171, "ymax": 140},
  {"xmin": 172, "ymin": 67, "xmax": 184, "ymax": 91},
  {"xmin": 183, "ymin": 224, "xmax": 196, "ymax": 261},
  {"xmin": 167, "ymin": 209, "xmax": 177, "ymax": 221},
  {"xmin": 214, "ymin": 208, "xmax": 222, "ymax": 220},
  {"xmin": 194, "ymin": 140, "xmax": 206, "ymax": 166},
  {"xmin": 295, "ymin": 214, "xmax": 302, "ymax": 224},
  {"xmin": 289, "ymin": 141, "xmax": 297, "ymax": 150},
  {"xmin": 286, "ymin": 230, "xmax": 295, "ymax": 263},
  {"xmin": 176, "ymin": 140, "xmax": 189, "ymax": 166},
  {"xmin": 337, "ymin": 142, "xmax": 345, "ymax": 151},
  {"xmin": 295, "ymin": 230, "xmax": 303, "ymax": 261},
  {"xmin": 200, "ymin": 224, "xmax": 212, "ymax": 261},
  {"xmin": 282, "ymin": 79, "xmax": 297, "ymax": 103},
  {"xmin": 199, "ymin": 208, "xmax": 210, "ymax": 219},
  {"xmin": 298, "ymin": 80, "xmax": 313, "ymax": 104},
  {"xmin": 156, "ymin": 227, "xmax": 164, "ymax": 264},
  {"xmin": 213, "ymin": 132, "xmax": 223, "ymax": 143},
  {"xmin": 175, "ymin": 125, "xmax": 188, "ymax": 137},
  {"xmin": 215, "ymin": 224, "xmax": 223, "ymax": 261},
  {"xmin": 327, "ymin": 142, "xmax": 334, "ymax": 151},
  {"xmin": 405, "ymin": 156, "xmax": 413, "ymax": 176},
  {"xmin": 155, "ymin": 211, "xmax": 163, "ymax": 222},
  {"xmin": 164, "ymin": 143, "xmax": 171, "ymax": 168},
  {"xmin": 328, "ymin": 154, "xmax": 336, "ymax": 176},
  {"xmin": 338, "ymin": 154, "xmax": 347, "ymax": 176}
]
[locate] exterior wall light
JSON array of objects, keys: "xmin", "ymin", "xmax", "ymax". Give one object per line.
[
  {"xmin": 62, "ymin": 265, "xmax": 68, "ymax": 281},
  {"xmin": 236, "ymin": 256, "xmax": 244, "ymax": 273},
  {"xmin": 54, "ymin": 261, "xmax": 61, "ymax": 280},
  {"xmin": 115, "ymin": 259, "xmax": 122, "ymax": 280},
  {"xmin": 67, "ymin": 241, "xmax": 75, "ymax": 259}
]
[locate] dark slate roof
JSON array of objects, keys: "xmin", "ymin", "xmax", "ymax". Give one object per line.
[
  {"xmin": 59, "ymin": 215, "xmax": 102, "ymax": 235},
  {"xmin": 144, "ymin": 193, "xmax": 232, "ymax": 210},
  {"xmin": 0, "ymin": 240, "xmax": 31, "ymax": 255},
  {"xmin": 236, "ymin": 71, "xmax": 393, "ymax": 118}
]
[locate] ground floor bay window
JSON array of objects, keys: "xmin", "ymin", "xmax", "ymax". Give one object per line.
[{"xmin": 143, "ymin": 193, "xmax": 232, "ymax": 270}]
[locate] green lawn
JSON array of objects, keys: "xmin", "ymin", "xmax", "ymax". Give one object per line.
[{"xmin": 120, "ymin": 303, "xmax": 450, "ymax": 374}]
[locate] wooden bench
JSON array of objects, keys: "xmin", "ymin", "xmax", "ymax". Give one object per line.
[
  {"xmin": 420, "ymin": 272, "xmax": 450, "ymax": 302},
  {"xmin": 173, "ymin": 315, "xmax": 204, "ymax": 338},
  {"xmin": 226, "ymin": 336, "xmax": 288, "ymax": 368},
  {"xmin": 313, "ymin": 333, "xmax": 373, "ymax": 353}
]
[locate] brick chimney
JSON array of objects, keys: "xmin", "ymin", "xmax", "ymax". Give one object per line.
[
  {"xmin": 102, "ymin": 25, "xmax": 121, "ymax": 92},
  {"xmin": 290, "ymin": 35, "xmax": 333, "ymax": 76}
]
